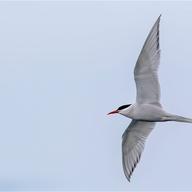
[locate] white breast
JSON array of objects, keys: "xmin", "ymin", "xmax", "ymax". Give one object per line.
[{"xmin": 119, "ymin": 103, "xmax": 168, "ymax": 121}]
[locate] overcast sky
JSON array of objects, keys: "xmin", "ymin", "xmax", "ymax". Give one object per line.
[{"xmin": 0, "ymin": 1, "xmax": 192, "ymax": 191}]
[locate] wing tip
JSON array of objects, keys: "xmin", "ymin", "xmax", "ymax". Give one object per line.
[
  {"xmin": 158, "ymin": 14, "xmax": 162, "ymax": 21},
  {"xmin": 157, "ymin": 14, "xmax": 161, "ymax": 25},
  {"xmin": 124, "ymin": 172, "xmax": 131, "ymax": 182}
]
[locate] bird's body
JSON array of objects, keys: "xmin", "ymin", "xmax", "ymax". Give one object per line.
[
  {"xmin": 119, "ymin": 103, "xmax": 192, "ymax": 122},
  {"xmin": 108, "ymin": 15, "xmax": 192, "ymax": 182},
  {"xmin": 119, "ymin": 103, "xmax": 167, "ymax": 121}
]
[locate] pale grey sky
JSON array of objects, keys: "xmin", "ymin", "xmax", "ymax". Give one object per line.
[{"xmin": 0, "ymin": 1, "xmax": 192, "ymax": 191}]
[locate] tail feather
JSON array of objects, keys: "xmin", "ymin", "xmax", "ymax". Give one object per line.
[{"xmin": 166, "ymin": 115, "xmax": 192, "ymax": 123}]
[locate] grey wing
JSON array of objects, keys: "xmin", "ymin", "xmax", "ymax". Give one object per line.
[
  {"xmin": 134, "ymin": 15, "xmax": 161, "ymax": 106},
  {"xmin": 122, "ymin": 120, "xmax": 155, "ymax": 181}
]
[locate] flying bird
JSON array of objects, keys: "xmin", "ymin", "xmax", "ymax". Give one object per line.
[{"xmin": 108, "ymin": 15, "xmax": 192, "ymax": 182}]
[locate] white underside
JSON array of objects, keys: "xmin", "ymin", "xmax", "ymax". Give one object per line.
[{"xmin": 119, "ymin": 103, "xmax": 192, "ymax": 123}]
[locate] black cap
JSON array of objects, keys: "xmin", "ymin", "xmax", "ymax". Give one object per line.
[{"xmin": 117, "ymin": 104, "xmax": 131, "ymax": 110}]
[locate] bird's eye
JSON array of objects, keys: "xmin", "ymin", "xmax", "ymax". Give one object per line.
[{"xmin": 118, "ymin": 104, "xmax": 131, "ymax": 110}]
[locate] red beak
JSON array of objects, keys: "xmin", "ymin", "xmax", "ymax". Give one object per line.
[{"xmin": 107, "ymin": 110, "xmax": 118, "ymax": 115}]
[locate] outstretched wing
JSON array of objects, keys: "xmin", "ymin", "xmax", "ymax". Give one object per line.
[
  {"xmin": 122, "ymin": 120, "xmax": 155, "ymax": 181},
  {"xmin": 134, "ymin": 15, "xmax": 161, "ymax": 106}
]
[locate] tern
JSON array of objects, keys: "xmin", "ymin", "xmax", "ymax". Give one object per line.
[{"xmin": 108, "ymin": 15, "xmax": 192, "ymax": 182}]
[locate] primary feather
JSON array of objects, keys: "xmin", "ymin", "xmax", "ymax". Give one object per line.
[
  {"xmin": 122, "ymin": 120, "xmax": 155, "ymax": 181},
  {"xmin": 134, "ymin": 15, "xmax": 161, "ymax": 106}
]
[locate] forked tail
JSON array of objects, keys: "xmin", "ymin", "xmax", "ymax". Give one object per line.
[{"xmin": 165, "ymin": 115, "xmax": 192, "ymax": 123}]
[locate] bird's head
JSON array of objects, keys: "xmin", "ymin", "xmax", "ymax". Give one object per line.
[{"xmin": 107, "ymin": 104, "xmax": 132, "ymax": 115}]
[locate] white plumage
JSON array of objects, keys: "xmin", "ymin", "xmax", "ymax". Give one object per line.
[{"xmin": 108, "ymin": 15, "xmax": 192, "ymax": 181}]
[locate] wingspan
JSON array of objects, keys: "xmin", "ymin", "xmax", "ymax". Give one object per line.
[
  {"xmin": 122, "ymin": 120, "xmax": 155, "ymax": 181},
  {"xmin": 134, "ymin": 15, "xmax": 161, "ymax": 106}
]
